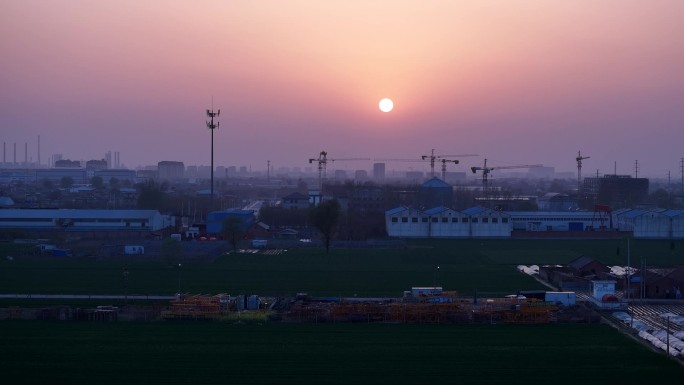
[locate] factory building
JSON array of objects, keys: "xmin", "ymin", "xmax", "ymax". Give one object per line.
[
  {"xmin": 35, "ymin": 168, "xmax": 88, "ymax": 184},
  {"xmin": 206, "ymin": 209, "xmax": 255, "ymax": 235},
  {"xmin": 418, "ymin": 177, "xmax": 453, "ymax": 209},
  {"xmin": 385, "ymin": 206, "xmax": 511, "ymax": 238},
  {"xmin": 93, "ymin": 169, "xmax": 137, "ymax": 184},
  {"xmin": 509, "ymin": 211, "xmax": 599, "ymax": 232},
  {"xmin": 614, "ymin": 209, "xmax": 684, "ymax": 239},
  {"xmin": 0, "ymin": 209, "xmax": 173, "ymax": 236},
  {"xmin": 387, "ymin": 207, "xmax": 684, "ymax": 239}
]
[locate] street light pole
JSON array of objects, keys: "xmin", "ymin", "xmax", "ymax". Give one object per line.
[
  {"xmin": 122, "ymin": 266, "xmax": 129, "ymax": 305},
  {"xmin": 177, "ymin": 263, "xmax": 182, "ymax": 295}
]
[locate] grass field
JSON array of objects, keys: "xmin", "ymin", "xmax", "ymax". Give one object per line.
[
  {"xmin": 0, "ymin": 321, "xmax": 682, "ymax": 385},
  {"xmin": 1, "ymin": 238, "xmax": 683, "ymax": 298}
]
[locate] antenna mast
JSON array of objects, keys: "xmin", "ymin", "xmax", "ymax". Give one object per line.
[
  {"xmin": 634, "ymin": 160, "xmax": 639, "ymax": 178},
  {"xmin": 206, "ymin": 102, "xmax": 220, "ymax": 210}
]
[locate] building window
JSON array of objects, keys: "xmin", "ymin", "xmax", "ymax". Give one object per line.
[
  {"xmin": 492, "ymin": 218, "xmax": 498, "ymax": 223},
  {"xmin": 422, "ymin": 217, "xmax": 428, "ymax": 223},
  {"xmin": 472, "ymin": 218, "xmax": 478, "ymax": 223},
  {"xmin": 391, "ymin": 217, "xmax": 398, "ymax": 223},
  {"xmin": 412, "ymin": 217, "xmax": 418, "ymax": 223},
  {"xmin": 401, "ymin": 217, "xmax": 408, "ymax": 223},
  {"xmin": 441, "ymin": 217, "xmax": 448, "ymax": 223},
  {"xmin": 451, "ymin": 217, "xmax": 458, "ymax": 223},
  {"xmin": 502, "ymin": 218, "xmax": 509, "ymax": 223},
  {"xmin": 482, "ymin": 218, "xmax": 489, "ymax": 223},
  {"xmin": 462, "ymin": 217, "xmax": 469, "ymax": 223},
  {"xmin": 431, "ymin": 217, "xmax": 438, "ymax": 223}
]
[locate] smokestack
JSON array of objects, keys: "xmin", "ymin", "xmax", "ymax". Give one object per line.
[
  {"xmin": 14, "ymin": 143, "xmax": 16, "ymax": 165},
  {"xmin": 25, "ymin": 142, "xmax": 28, "ymax": 166},
  {"xmin": 38, "ymin": 135, "xmax": 41, "ymax": 167},
  {"xmin": 3, "ymin": 142, "xmax": 5, "ymax": 164}
]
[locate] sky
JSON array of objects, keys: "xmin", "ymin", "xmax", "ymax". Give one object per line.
[{"xmin": 2, "ymin": 0, "xmax": 684, "ymax": 177}]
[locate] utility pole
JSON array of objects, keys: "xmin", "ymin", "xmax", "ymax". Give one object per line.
[{"xmin": 206, "ymin": 105, "xmax": 220, "ymax": 210}]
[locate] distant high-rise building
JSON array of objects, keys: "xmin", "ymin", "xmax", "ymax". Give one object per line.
[
  {"xmin": 355, "ymin": 170, "xmax": 368, "ymax": 180},
  {"xmin": 583, "ymin": 174, "xmax": 649, "ymax": 209},
  {"xmin": 239, "ymin": 166, "xmax": 247, "ymax": 174},
  {"xmin": 216, "ymin": 166, "xmax": 226, "ymax": 178},
  {"xmin": 158, "ymin": 161, "xmax": 185, "ymax": 180},
  {"xmin": 86, "ymin": 159, "xmax": 108, "ymax": 171},
  {"xmin": 105, "ymin": 151, "xmax": 112, "ymax": 169},
  {"xmin": 198, "ymin": 165, "xmax": 211, "ymax": 178},
  {"xmin": 55, "ymin": 159, "xmax": 81, "ymax": 168},
  {"xmin": 186, "ymin": 165, "xmax": 198, "ymax": 178},
  {"xmin": 373, "ymin": 163, "xmax": 385, "ymax": 180},
  {"xmin": 51, "ymin": 154, "xmax": 63, "ymax": 168},
  {"xmin": 334, "ymin": 170, "xmax": 347, "ymax": 180}
]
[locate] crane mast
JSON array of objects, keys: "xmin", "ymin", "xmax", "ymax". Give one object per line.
[
  {"xmin": 420, "ymin": 149, "xmax": 477, "ymax": 179},
  {"xmin": 308, "ymin": 151, "xmax": 369, "ymax": 195},
  {"xmin": 471, "ymin": 159, "xmax": 542, "ymax": 195},
  {"xmin": 576, "ymin": 151, "xmax": 590, "ymax": 197}
]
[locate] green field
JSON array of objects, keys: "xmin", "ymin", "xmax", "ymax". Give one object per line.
[
  {"xmin": 0, "ymin": 321, "xmax": 682, "ymax": 385},
  {"xmin": 1, "ymin": 239, "xmax": 682, "ymax": 297}
]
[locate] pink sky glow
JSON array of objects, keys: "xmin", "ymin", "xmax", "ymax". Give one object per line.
[{"xmin": 1, "ymin": 0, "xmax": 683, "ymax": 177}]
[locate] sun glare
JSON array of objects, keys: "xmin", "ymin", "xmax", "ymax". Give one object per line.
[{"xmin": 379, "ymin": 98, "xmax": 394, "ymax": 112}]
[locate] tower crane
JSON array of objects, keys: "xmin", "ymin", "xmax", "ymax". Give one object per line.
[
  {"xmin": 308, "ymin": 151, "xmax": 369, "ymax": 194},
  {"xmin": 376, "ymin": 150, "xmax": 477, "ymax": 180},
  {"xmin": 576, "ymin": 151, "xmax": 590, "ymax": 196},
  {"xmin": 421, "ymin": 149, "xmax": 478, "ymax": 178},
  {"xmin": 470, "ymin": 159, "xmax": 542, "ymax": 194}
]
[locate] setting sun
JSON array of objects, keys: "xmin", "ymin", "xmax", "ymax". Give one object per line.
[{"xmin": 379, "ymin": 98, "xmax": 394, "ymax": 112}]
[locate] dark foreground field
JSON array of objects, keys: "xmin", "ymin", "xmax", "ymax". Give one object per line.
[
  {"xmin": 0, "ymin": 321, "xmax": 682, "ymax": 385},
  {"xmin": 1, "ymin": 238, "xmax": 682, "ymax": 298}
]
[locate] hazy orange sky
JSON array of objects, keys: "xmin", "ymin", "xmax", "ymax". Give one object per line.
[{"xmin": 2, "ymin": 0, "xmax": 683, "ymax": 177}]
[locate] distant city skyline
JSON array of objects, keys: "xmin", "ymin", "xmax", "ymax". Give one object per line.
[{"xmin": 2, "ymin": 1, "xmax": 684, "ymax": 177}]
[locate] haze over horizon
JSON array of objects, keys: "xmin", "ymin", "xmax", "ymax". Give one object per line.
[{"xmin": 2, "ymin": 1, "xmax": 683, "ymax": 178}]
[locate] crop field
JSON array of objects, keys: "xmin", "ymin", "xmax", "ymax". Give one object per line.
[
  {"xmin": 0, "ymin": 238, "xmax": 682, "ymax": 298},
  {"xmin": 0, "ymin": 321, "xmax": 682, "ymax": 385}
]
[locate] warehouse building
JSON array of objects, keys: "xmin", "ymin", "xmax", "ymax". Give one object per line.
[
  {"xmin": 385, "ymin": 206, "xmax": 511, "ymax": 238},
  {"xmin": 509, "ymin": 211, "xmax": 599, "ymax": 232},
  {"xmin": 387, "ymin": 207, "xmax": 684, "ymax": 239},
  {"xmin": 614, "ymin": 209, "xmax": 684, "ymax": 239},
  {"xmin": 206, "ymin": 209, "xmax": 255, "ymax": 235},
  {"xmin": 0, "ymin": 209, "xmax": 173, "ymax": 236}
]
